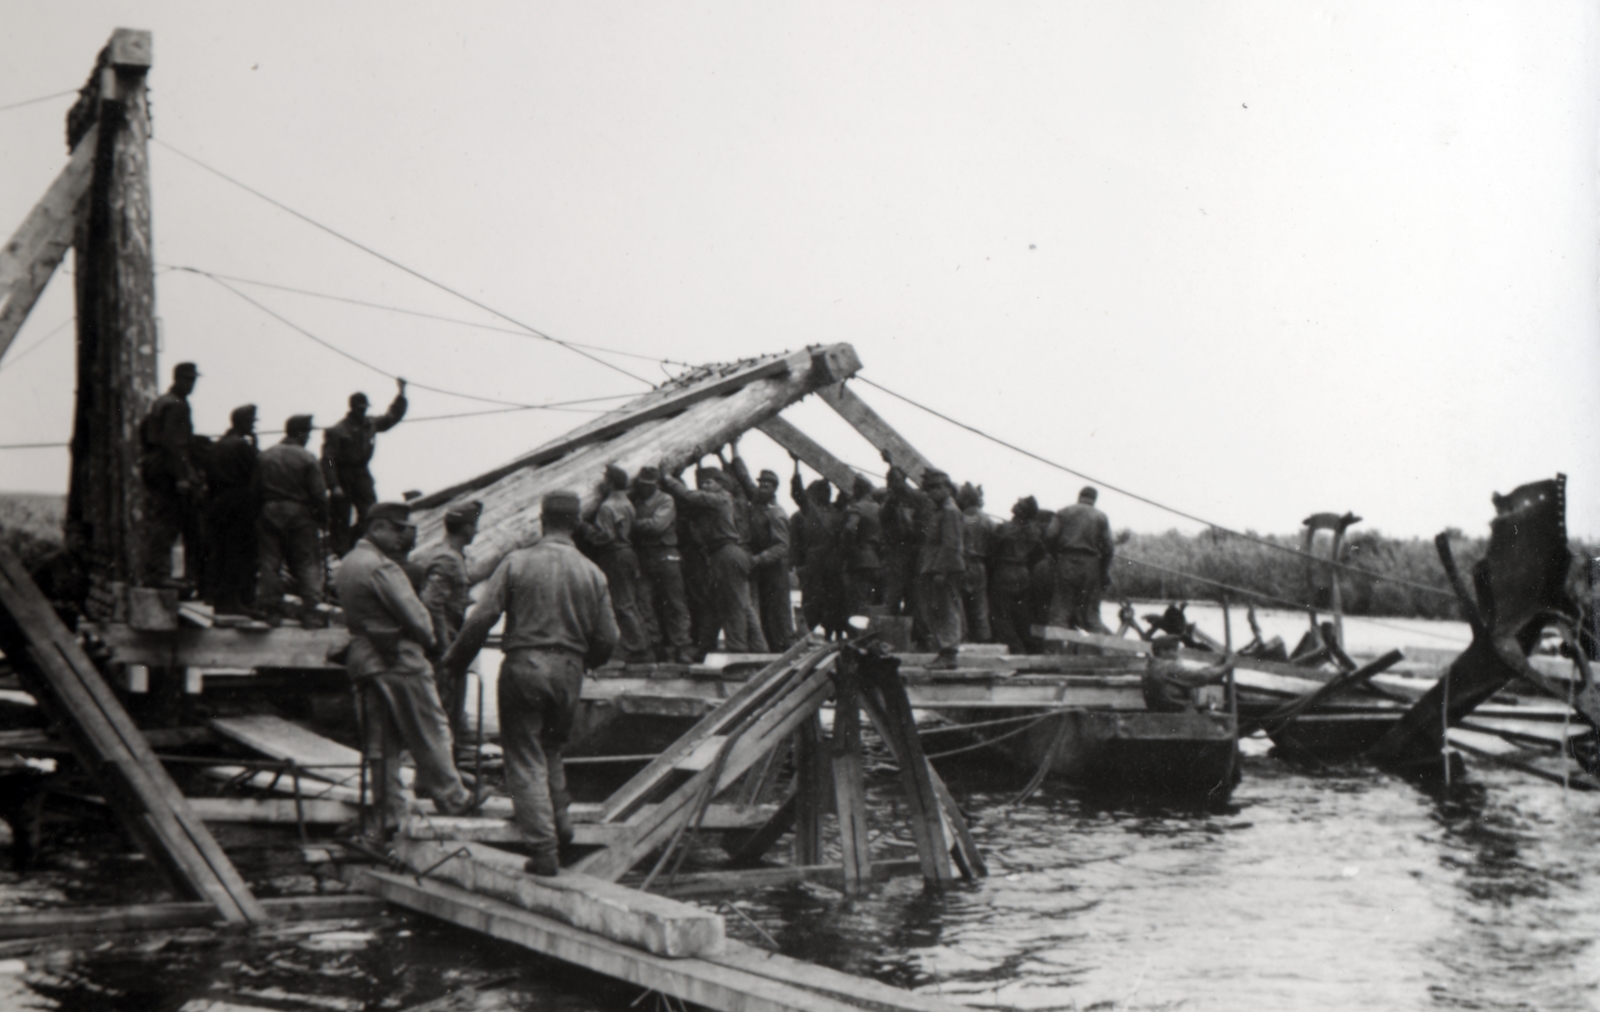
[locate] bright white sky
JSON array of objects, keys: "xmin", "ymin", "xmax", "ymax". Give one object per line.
[{"xmin": 2, "ymin": 3, "xmax": 1596, "ymax": 542}]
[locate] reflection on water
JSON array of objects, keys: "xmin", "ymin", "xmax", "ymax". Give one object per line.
[{"xmin": 7, "ymin": 749, "xmax": 1598, "ymax": 1010}]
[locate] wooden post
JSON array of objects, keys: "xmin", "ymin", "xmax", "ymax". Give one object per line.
[
  {"xmin": 828, "ymin": 659, "xmax": 871, "ymax": 895},
  {"xmin": 815, "ymin": 382, "xmax": 937, "ymax": 483},
  {"xmin": 0, "ymin": 125, "xmax": 98, "ymax": 361},
  {"xmin": 756, "ymin": 415, "xmax": 858, "ymax": 492},
  {"xmin": 792, "ymin": 714, "xmax": 826, "ymax": 867},
  {"xmin": 854, "ymin": 654, "xmax": 954, "ymax": 887},
  {"xmin": 64, "ymin": 29, "xmax": 160, "ymax": 604}
]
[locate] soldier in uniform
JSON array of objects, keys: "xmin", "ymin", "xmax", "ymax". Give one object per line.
[
  {"xmin": 918, "ymin": 470, "xmax": 966, "ymax": 668},
  {"xmin": 414, "ymin": 500, "xmax": 482, "ymax": 733},
  {"xmin": 879, "ymin": 465, "xmax": 924, "ymax": 627},
  {"xmin": 630, "ymin": 467, "xmax": 695, "ymax": 663},
  {"xmin": 729, "ymin": 456, "xmax": 793, "ymax": 651},
  {"xmin": 444, "ymin": 492, "xmax": 619, "ymax": 875},
  {"xmin": 789, "ymin": 464, "xmax": 845, "ymax": 638},
  {"xmin": 200, "ymin": 404, "xmax": 260, "ymax": 614},
  {"xmin": 989, "ymin": 496, "xmax": 1044, "ymax": 655},
  {"xmin": 956, "ymin": 482, "xmax": 993, "ymax": 642},
  {"xmin": 335, "ymin": 502, "xmax": 479, "ymax": 838},
  {"xmin": 580, "ymin": 465, "xmax": 651, "ymax": 662},
  {"xmin": 254, "ymin": 415, "xmax": 329, "ymax": 625},
  {"xmin": 1044, "ymin": 486, "xmax": 1115, "ymax": 633},
  {"xmin": 137, "ymin": 362, "xmax": 203, "ymax": 587},
  {"xmin": 840, "ymin": 475, "xmax": 883, "ymax": 621},
  {"xmin": 322, "ymin": 379, "xmax": 408, "ymax": 555},
  {"xmin": 662, "ymin": 462, "xmax": 762, "ymax": 652}
]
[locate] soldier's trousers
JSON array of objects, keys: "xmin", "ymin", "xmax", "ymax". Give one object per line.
[
  {"xmin": 140, "ymin": 484, "xmax": 200, "ymax": 585},
  {"xmin": 961, "ymin": 559, "xmax": 991, "ymax": 642},
  {"xmin": 1049, "ymin": 553, "xmax": 1110, "ymax": 633},
  {"xmin": 637, "ymin": 546, "xmax": 692, "ymax": 657},
  {"xmin": 205, "ymin": 488, "xmax": 257, "ymax": 611},
  {"xmin": 498, "ymin": 647, "xmax": 583, "ymax": 861},
  {"xmin": 329, "ymin": 469, "xmax": 376, "ymax": 557},
  {"xmin": 595, "ymin": 546, "xmax": 650, "ymax": 659},
  {"xmin": 256, "ymin": 501, "xmax": 323, "ymax": 614},
  {"xmin": 754, "ymin": 562, "xmax": 795, "ymax": 651},
  {"xmin": 988, "ymin": 563, "xmax": 1034, "ymax": 655},
  {"xmin": 917, "ymin": 571, "xmax": 964, "ymax": 653},
  {"xmin": 842, "ymin": 567, "xmax": 880, "ymax": 622},
  {"xmin": 708, "ymin": 544, "xmax": 760, "ymax": 652},
  {"xmin": 357, "ymin": 670, "xmax": 469, "ymax": 831}
]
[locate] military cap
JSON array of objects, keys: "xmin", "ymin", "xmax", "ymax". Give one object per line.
[
  {"xmin": 1078, "ymin": 486, "xmax": 1099, "ymax": 503},
  {"xmin": 852, "ymin": 474, "xmax": 874, "ymax": 497},
  {"xmin": 695, "ymin": 466, "xmax": 725, "ymax": 481},
  {"xmin": 350, "ymin": 392, "xmax": 370, "ymax": 408},
  {"xmin": 541, "ymin": 491, "xmax": 582, "ymax": 518},
  {"xmin": 922, "ymin": 468, "xmax": 951, "ymax": 489},
  {"xmin": 230, "ymin": 404, "xmax": 256, "ymax": 428},
  {"xmin": 285, "ymin": 413, "xmax": 314, "ymax": 435},
  {"xmin": 368, "ymin": 502, "xmax": 413, "ymax": 526},
  {"xmin": 636, "ymin": 466, "xmax": 660, "ymax": 483},
  {"xmin": 445, "ymin": 500, "xmax": 483, "ymax": 523},
  {"xmin": 604, "ymin": 464, "xmax": 629, "ymax": 488},
  {"xmin": 174, "ymin": 362, "xmax": 200, "ymax": 378},
  {"xmin": 758, "ymin": 469, "xmax": 781, "ymax": 486}
]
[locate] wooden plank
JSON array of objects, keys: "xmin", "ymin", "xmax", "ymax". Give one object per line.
[
  {"xmin": 0, "ymin": 125, "xmax": 97, "ymax": 362},
  {"xmin": 926, "ymin": 766, "xmax": 986, "ymax": 879},
  {"xmin": 354, "ymin": 869, "xmax": 881, "ymax": 1012},
  {"xmin": 89, "ymin": 623, "xmax": 351, "ymax": 670},
  {"xmin": 793, "ymin": 712, "xmax": 826, "ymax": 868},
  {"xmin": 754, "ymin": 415, "xmax": 859, "ymax": 492},
  {"xmin": 654, "ymin": 860, "xmax": 925, "ymax": 898},
  {"xmin": 1032, "ymin": 625, "xmax": 1154, "ymax": 655},
  {"xmin": 814, "ymin": 383, "xmax": 936, "ymax": 485},
  {"xmin": 188, "ymin": 796, "xmax": 360, "ymax": 825},
  {"xmin": 0, "ymin": 895, "xmax": 382, "ymax": 941},
  {"xmin": 397, "ymin": 839, "xmax": 725, "ymax": 958},
  {"xmin": 404, "ymin": 804, "xmax": 780, "ymax": 846},
  {"xmin": 828, "ymin": 667, "xmax": 871, "ymax": 894},
  {"xmin": 209, "ymin": 715, "xmax": 366, "ymax": 783},
  {"xmin": 411, "ymin": 345, "xmax": 864, "ymax": 583},
  {"xmin": 856, "ymin": 659, "xmax": 953, "ymax": 886},
  {"xmin": 0, "ymin": 544, "xmax": 265, "ymax": 923},
  {"xmin": 1459, "ymin": 716, "xmax": 1591, "ymax": 747}
]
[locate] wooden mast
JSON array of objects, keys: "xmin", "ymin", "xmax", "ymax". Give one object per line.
[{"xmin": 64, "ymin": 28, "xmax": 160, "ymax": 610}]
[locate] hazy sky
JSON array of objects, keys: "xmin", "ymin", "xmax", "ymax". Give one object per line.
[{"xmin": 2, "ymin": 3, "xmax": 1596, "ymax": 541}]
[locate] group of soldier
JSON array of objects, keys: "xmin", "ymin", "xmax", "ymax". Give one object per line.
[{"xmin": 565, "ymin": 440, "xmax": 1116, "ymax": 671}]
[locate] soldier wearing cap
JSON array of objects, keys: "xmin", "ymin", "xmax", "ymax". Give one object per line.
[
  {"xmin": 199, "ymin": 404, "xmax": 261, "ymax": 614},
  {"xmin": 840, "ymin": 474, "xmax": 884, "ymax": 624},
  {"xmin": 580, "ymin": 465, "xmax": 651, "ymax": 663},
  {"xmin": 989, "ymin": 495, "xmax": 1045, "ymax": 654},
  {"xmin": 254, "ymin": 414, "xmax": 329, "ymax": 624},
  {"xmin": 956, "ymin": 482, "xmax": 993, "ymax": 643},
  {"xmin": 137, "ymin": 362, "xmax": 204, "ymax": 586},
  {"xmin": 918, "ymin": 469, "xmax": 966, "ymax": 667},
  {"xmin": 729, "ymin": 456, "xmax": 794, "ymax": 651},
  {"xmin": 444, "ymin": 491, "xmax": 619, "ymax": 875},
  {"xmin": 880, "ymin": 463, "xmax": 929, "ymax": 633},
  {"xmin": 322, "ymin": 379, "xmax": 408, "ymax": 555},
  {"xmin": 789, "ymin": 462, "xmax": 845, "ymax": 638},
  {"xmin": 413, "ymin": 499, "xmax": 482, "ymax": 732},
  {"xmin": 629, "ymin": 466, "xmax": 695, "ymax": 663},
  {"xmin": 1044, "ymin": 485, "xmax": 1115, "ymax": 634},
  {"xmin": 336, "ymin": 502, "xmax": 479, "ymax": 837},
  {"xmin": 662, "ymin": 460, "xmax": 762, "ymax": 652}
]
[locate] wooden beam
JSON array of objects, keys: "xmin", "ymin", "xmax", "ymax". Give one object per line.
[
  {"xmin": 396, "ymin": 839, "xmax": 725, "ymax": 958},
  {"xmin": 0, "ymin": 895, "xmax": 382, "ymax": 941},
  {"xmin": 402, "ymin": 805, "xmax": 780, "ymax": 846},
  {"xmin": 0, "ymin": 125, "xmax": 97, "ymax": 362},
  {"xmin": 0, "ymin": 543, "xmax": 266, "ymax": 924},
  {"xmin": 1032, "ymin": 625, "xmax": 1155, "ymax": 655},
  {"xmin": 411, "ymin": 345, "xmax": 863, "ymax": 584},
  {"xmin": 856, "ymin": 658, "xmax": 953, "ymax": 887},
  {"xmin": 827, "ymin": 665, "xmax": 871, "ymax": 894},
  {"xmin": 815, "ymin": 382, "xmax": 936, "ymax": 483},
  {"xmin": 652, "ymin": 859, "xmax": 924, "ymax": 898},
  {"xmin": 87, "ymin": 623, "xmax": 351, "ymax": 669},
  {"xmin": 66, "ymin": 28, "xmax": 161, "ymax": 594},
  {"xmin": 755, "ymin": 415, "xmax": 858, "ymax": 492}
]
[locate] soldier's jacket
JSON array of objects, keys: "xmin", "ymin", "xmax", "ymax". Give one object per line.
[
  {"xmin": 462, "ymin": 531, "xmax": 619, "ymax": 669},
  {"xmin": 918, "ymin": 498, "xmax": 966, "ymax": 575},
  {"xmin": 582, "ymin": 490, "xmax": 635, "ymax": 551},
  {"xmin": 841, "ymin": 499, "xmax": 883, "ymax": 571},
  {"xmin": 334, "ymin": 538, "xmax": 436, "ymax": 679},
  {"xmin": 748, "ymin": 501, "xmax": 790, "ymax": 569},
  {"xmin": 1045, "ymin": 503, "xmax": 1114, "ymax": 561},
  {"xmin": 414, "ymin": 541, "xmax": 471, "ymax": 646},
  {"xmin": 138, "ymin": 391, "xmax": 198, "ymax": 488},
  {"xmin": 990, "ymin": 517, "xmax": 1044, "ymax": 569},
  {"xmin": 662, "ymin": 477, "xmax": 742, "ymax": 553},
  {"xmin": 256, "ymin": 441, "xmax": 329, "ymax": 517},
  {"xmin": 631, "ymin": 489, "xmax": 678, "ymax": 549},
  {"xmin": 204, "ymin": 432, "xmax": 259, "ymax": 494},
  {"xmin": 321, "ymin": 392, "xmax": 406, "ymax": 489}
]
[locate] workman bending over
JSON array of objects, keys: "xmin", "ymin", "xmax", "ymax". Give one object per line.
[
  {"xmin": 335, "ymin": 502, "xmax": 480, "ymax": 840},
  {"xmin": 444, "ymin": 492, "xmax": 619, "ymax": 876}
]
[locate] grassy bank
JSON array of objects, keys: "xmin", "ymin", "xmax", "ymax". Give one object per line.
[
  {"xmin": 1113, "ymin": 527, "xmax": 1597, "ymax": 621},
  {"xmin": 0, "ymin": 493, "xmax": 66, "ymax": 571}
]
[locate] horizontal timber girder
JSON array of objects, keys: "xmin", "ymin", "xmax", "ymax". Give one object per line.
[{"xmin": 413, "ymin": 344, "xmax": 862, "ymax": 584}]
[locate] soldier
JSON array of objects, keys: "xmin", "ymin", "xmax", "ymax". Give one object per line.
[
  {"xmin": 729, "ymin": 456, "xmax": 794, "ymax": 651},
  {"xmin": 580, "ymin": 465, "xmax": 652, "ymax": 663},
  {"xmin": 322, "ymin": 379, "xmax": 408, "ymax": 555},
  {"xmin": 789, "ymin": 463, "xmax": 845, "ymax": 638},
  {"xmin": 200, "ymin": 404, "xmax": 260, "ymax": 614},
  {"xmin": 840, "ymin": 475, "xmax": 883, "ymax": 621},
  {"xmin": 879, "ymin": 464, "xmax": 923, "ymax": 623},
  {"xmin": 918, "ymin": 470, "xmax": 966, "ymax": 668},
  {"xmin": 956, "ymin": 482, "xmax": 993, "ymax": 642},
  {"xmin": 443, "ymin": 492, "xmax": 618, "ymax": 875},
  {"xmin": 662, "ymin": 461, "xmax": 762, "ymax": 652},
  {"xmin": 1044, "ymin": 486, "xmax": 1115, "ymax": 634},
  {"xmin": 137, "ymin": 362, "xmax": 203, "ymax": 587},
  {"xmin": 336, "ymin": 502, "xmax": 480, "ymax": 839},
  {"xmin": 254, "ymin": 415, "xmax": 329, "ymax": 626},
  {"xmin": 711, "ymin": 448, "xmax": 768, "ymax": 652},
  {"xmin": 989, "ymin": 496, "xmax": 1043, "ymax": 655},
  {"xmin": 414, "ymin": 500, "xmax": 482, "ymax": 732},
  {"xmin": 630, "ymin": 467, "xmax": 695, "ymax": 663}
]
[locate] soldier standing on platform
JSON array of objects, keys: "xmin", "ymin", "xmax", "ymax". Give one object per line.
[
  {"xmin": 580, "ymin": 465, "xmax": 652, "ymax": 663},
  {"xmin": 630, "ymin": 467, "xmax": 695, "ymax": 663},
  {"xmin": 414, "ymin": 500, "xmax": 482, "ymax": 733},
  {"xmin": 988, "ymin": 496, "xmax": 1043, "ymax": 655},
  {"xmin": 200, "ymin": 404, "xmax": 260, "ymax": 614},
  {"xmin": 790, "ymin": 462, "xmax": 845, "ymax": 638},
  {"xmin": 879, "ymin": 464, "xmax": 924, "ymax": 627},
  {"xmin": 444, "ymin": 492, "xmax": 618, "ymax": 875},
  {"xmin": 323, "ymin": 379, "xmax": 408, "ymax": 555},
  {"xmin": 918, "ymin": 470, "xmax": 966, "ymax": 668},
  {"xmin": 957, "ymin": 482, "xmax": 993, "ymax": 642},
  {"xmin": 255, "ymin": 414, "xmax": 330, "ymax": 626},
  {"xmin": 840, "ymin": 475, "xmax": 883, "ymax": 621},
  {"xmin": 137, "ymin": 362, "xmax": 203, "ymax": 587},
  {"xmin": 662, "ymin": 461, "xmax": 762, "ymax": 652},
  {"xmin": 1044, "ymin": 486, "xmax": 1115, "ymax": 633},
  {"xmin": 729, "ymin": 454, "xmax": 794, "ymax": 651},
  {"xmin": 336, "ymin": 502, "xmax": 480, "ymax": 840}
]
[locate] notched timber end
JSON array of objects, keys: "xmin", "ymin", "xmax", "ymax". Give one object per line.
[{"xmin": 110, "ymin": 29, "xmax": 153, "ymax": 69}]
